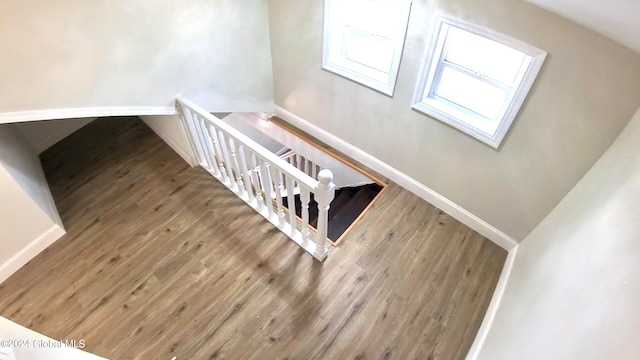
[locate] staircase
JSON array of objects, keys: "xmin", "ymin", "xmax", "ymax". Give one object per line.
[
  {"xmin": 177, "ymin": 96, "xmax": 337, "ymax": 261},
  {"xmin": 279, "ymin": 148, "xmax": 321, "ymax": 180},
  {"xmin": 276, "ymin": 147, "xmax": 384, "ymax": 243},
  {"xmin": 283, "ymin": 183, "xmax": 383, "ymax": 244},
  {"xmin": 177, "ymin": 96, "xmax": 385, "ymax": 259}
]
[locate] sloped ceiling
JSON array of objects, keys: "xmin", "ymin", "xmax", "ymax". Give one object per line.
[{"xmin": 525, "ymin": 0, "xmax": 640, "ymax": 54}]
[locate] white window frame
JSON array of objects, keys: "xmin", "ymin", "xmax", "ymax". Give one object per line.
[
  {"xmin": 412, "ymin": 15, "xmax": 547, "ymax": 148},
  {"xmin": 322, "ymin": 0, "xmax": 412, "ymax": 96}
]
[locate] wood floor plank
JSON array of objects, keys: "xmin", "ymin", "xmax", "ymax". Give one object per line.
[{"xmin": 0, "ymin": 117, "xmax": 507, "ymax": 360}]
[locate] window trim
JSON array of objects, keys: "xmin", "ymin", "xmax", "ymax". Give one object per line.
[
  {"xmin": 322, "ymin": 0, "xmax": 412, "ymax": 96},
  {"xmin": 412, "ymin": 15, "xmax": 547, "ymax": 148}
]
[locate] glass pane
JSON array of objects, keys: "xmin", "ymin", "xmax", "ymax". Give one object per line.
[
  {"xmin": 445, "ymin": 25, "xmax": 527, "ymax": 85},
  {"xmin": 343, "ymin": 28, "xmax": 395, "ymax": 73},
  {"xmin": 435, "ymin": 66, "xmax": 508, "ymax": 119},
  {"xmin": 342, "ymin": 0, "xmax": 403, "ymax": 38}
]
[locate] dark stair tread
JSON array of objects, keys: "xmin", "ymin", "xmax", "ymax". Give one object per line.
[
  {"xmin": 282, "ymin": 194, "xmax": 302, "ymax": 216},
  {"xmin": 282, "ymin": 183, "xmax": 382, "ymax": 240},
  {"xmin": 309, "ymin": 187, "xmax": 354, "ymax": 227},
  {"xmin": 282, "ymin": 193, "xmax": 319, "ymax": 225},
  {"xmin": 304, "ymin": 193, "xmax": 319, "ymax": 225},
  {"xmin": 308, "ymin": 196, "xmax": 319, "ymax": 225},
  {"xmin": 357, "ymin": 183, "xmax": 383, "ymax": 194},
  {"xmin": 328, "ymin": 189, "xmax": 354, "ymax": 219},
  {"xmin": 327, "ymin": 187, "xmax": 377, "ymax": 241}
]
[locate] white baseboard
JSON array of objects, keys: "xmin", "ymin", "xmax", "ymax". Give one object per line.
[
  {"xmin": 274, "ymin": 106, "xmax": 518, "ymax": 250},
  {"xmin": 141, "ymin": 117, "xmax": 198, "ymax": 167},
  {"xmin": 0, "ymin": 224, "xmax": 66, "ymax": 284},
  {"xmin": 0, "ymin": 106, "xmax": 177, "ymax": 124},
  {"xmin": 465, "ymin": 246, "xmax": 518, "ymax": 360}
]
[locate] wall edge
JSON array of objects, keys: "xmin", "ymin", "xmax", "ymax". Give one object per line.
[
  {"xmin": 0, "ymin": 224, "xmax": 66, "ymax": 284},
  {"xmin": 0, "ymin": 107, "xmax": 177, "ymax": 124},
  {"xmin": 275, "ymin": 105, "xmax": 519, "ymax": 250}
]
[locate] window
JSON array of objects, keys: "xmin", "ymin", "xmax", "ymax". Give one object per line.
[
  {"xmin": 412, "ymin": 16, "xmax": 546, "ymax": 148},
  {"xmin": 322, "ymin": 0, "xmax": 412, "ymax": 96}
]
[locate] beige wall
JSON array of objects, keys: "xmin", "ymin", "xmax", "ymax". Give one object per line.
[
  {"xmin": 0, "ymin": 0, "xmax": 274, "ymax": 114},
  {"xmin": 267, "ymin": 0, "xmax": 640, "ymax": 240},
  {"xmin": 0, "ymin": 167, "xmax": 58, "ymax": 265},
  {"xmin": 223, "ymin": 113, "xmax": 373, "ymax": 188},
  {"xmin": 0, "ymin": 125, "xmax": 61, "ymax": 223},
  {"xmin": 478, "ymin": 107, "xmax": 640, "ymax": 359},
  {"xmin": 0, "ymin": 125, "xmax": 64, "ymax": 282},
  {"xmin": 140, "ymin": 115, "xmax": 198, "ymax": 166}
]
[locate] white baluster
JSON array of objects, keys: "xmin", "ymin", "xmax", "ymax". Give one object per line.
[
  {"xmin": 300, "ymin": 188, "xmax": 311, "ymax": 247},
  {"xmin": 250, "ymin": 154, "xmax": 264, "ymax": 210},
  {"xmin": 285, "ymin": 175, "xmax": 297, "ymax": 236},
  {"xmin": 314, "ymin": 170, "xmax": 335, "ymax": 260},
  {"xmin": 187, "ymin": 110, "xmax": 209, "ymax": 167},
  {"xmin": 217, "ymin": 131, "xmax": 236, "ymax": 189},
  {"xmin": 178, "ymin": 106, "xmax": 206, "ymax": 166},
  {"xmin": 237, "ymin": 144, "xmax": 254, "ymax": 203},
  {"xmin": 196, "ymin": 115, "xmax": 216, "ymax": 172},
  {"xmin": 197, "ymin": 117, "xmax": 220, "ymax": 177},
  {"xmin": 207, "ymin": 123, "xmax": 228, "ymax": 183},
  {"xmin": 229, "ymin": 138, "xmax": 245, "ymax": 197},
  {"xmin": 259, "ymin": 160, "xmax": 275, "ymax": 219},
  {"xmin": 202, "ymin": 123, "xmax": 222, "ymax": 178},
  {"xmin": 270, "ymin": 166, "xmax": 286, "ymax": 228},
  {"xmin": 297, "ymin": 154, "xmax": 304, "ymax": 172}
]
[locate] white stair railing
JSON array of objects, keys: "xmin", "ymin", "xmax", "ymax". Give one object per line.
[
  {"xmin": 176, "ymin": 96, "xmax": 336, "ymax": 261},
  {"xmin": 280, "ymin": 149, "xmax": 321, "ymax": 180},
  {"xmin": 267, "ymin": 149, "xmax": 322, "ymax": 199}
]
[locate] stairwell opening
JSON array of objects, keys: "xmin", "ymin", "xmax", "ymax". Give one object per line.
[
  {"xmin": 282, "ymin": 181, "xmax": 384, "ymax": 245},
  {"xmin": 219, "ymin": 112, "xmax": 387, "ymax": 246}
]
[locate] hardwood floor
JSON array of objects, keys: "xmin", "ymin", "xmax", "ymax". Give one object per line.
[{"xmin": 0, "ymin": 117, "xmax": 507, "ymax": 360}]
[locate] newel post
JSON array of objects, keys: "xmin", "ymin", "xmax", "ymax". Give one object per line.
[{"xmin": 314, "ymin": 169, "xmax": 335, "ymax": 260}]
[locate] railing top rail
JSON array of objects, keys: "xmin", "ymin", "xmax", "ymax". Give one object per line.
[
  {"xmin": 176, "ymin": 96, "xmax": 319, "ymax": 190},
  {"xmin": 280, "ymin": 150, "xmax": 297, "ymax": 160}
]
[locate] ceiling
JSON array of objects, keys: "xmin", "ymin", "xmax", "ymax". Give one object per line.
[{"xmin": 525, "ymin": 0, "xmax": 640, "ymax": 54}]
